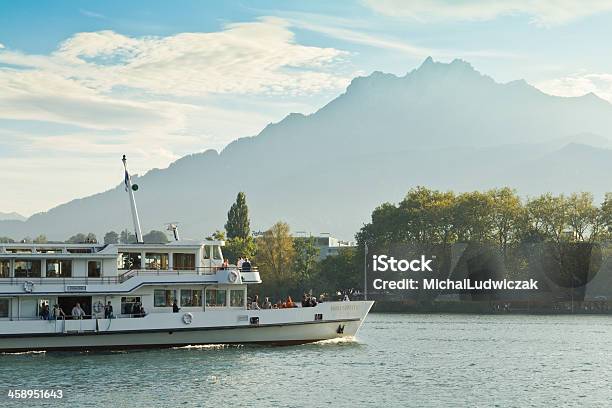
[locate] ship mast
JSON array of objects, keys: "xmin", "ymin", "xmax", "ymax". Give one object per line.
[{"xmin": 122, "ymin": 155, "xmax": 143, "ymax": 243}]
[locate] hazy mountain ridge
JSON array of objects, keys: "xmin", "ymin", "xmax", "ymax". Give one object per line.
[
  {"xmin": 3, "ymin": 58, "xmax": 612, "ymax": 240},
  {"xmin": 0, "ymin": 212, "xmax": 26, "ymax": 222}
]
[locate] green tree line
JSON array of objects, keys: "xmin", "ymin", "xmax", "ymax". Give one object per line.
[{"xmin": 356, "ymin": 186, "xmax": 612, "ymax": 250}]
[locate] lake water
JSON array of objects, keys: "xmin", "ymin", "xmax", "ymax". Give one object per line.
[{"xmin": 1, "ymin": 313, "xmax": 611, "ymax": 407}]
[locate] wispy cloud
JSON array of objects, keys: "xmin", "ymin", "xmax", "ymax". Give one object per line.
[
  {"xmin": 1, "ymin": 17, "xmax": 350, "ymax": 98},
  {"xmin": 285, "ymin": 12, "xmax": 519, "ymax": 59},
  {"xmin": 536, "ymin": 73, "xmax": 612, "ymax": 103},
  {"xmin": 363, "ymin": 0, "xmax": 612, "ymax": 26},
  {"xmin": 79, "ymin": 9, "xmax": 106, "ymax": 19}
]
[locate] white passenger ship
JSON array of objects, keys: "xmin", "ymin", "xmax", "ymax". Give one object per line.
[{"xmin": 0, "ymin": 157, "xmax": 373, "ymax": 352}]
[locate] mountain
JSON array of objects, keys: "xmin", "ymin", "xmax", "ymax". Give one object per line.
[
  {"xmin": 2, "ymin": 57, "xmax": 612, "ymax": 241},
  {"xmin": 0, "ymin": 212, "xmax": 26, "ymax": 222}
]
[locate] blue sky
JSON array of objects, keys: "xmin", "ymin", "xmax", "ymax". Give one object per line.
[{"xmin": 1, "ymin": 0, "xmax": 612, "ymax": 216}]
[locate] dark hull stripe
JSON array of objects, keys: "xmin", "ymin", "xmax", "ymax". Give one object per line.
[{"xmin": 0, "ymin": 318, "xmax": 360, "ymax": 339}]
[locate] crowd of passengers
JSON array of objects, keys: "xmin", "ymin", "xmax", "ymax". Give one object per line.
[
  {"xmin": 220, "ymin": 257, "xmax": 252, "ymax": 271},
  {"xmin": 38, "ymin": 300, "xmax": 145, "ymax": 320},
  {"xmin": 246, "ymin": 292, "xmax": 350, "ymax": 310}
]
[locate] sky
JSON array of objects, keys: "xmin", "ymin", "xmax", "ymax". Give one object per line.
[{"xmin": 1, "ymin": 0, "xmax": 612, "ymax": 217}]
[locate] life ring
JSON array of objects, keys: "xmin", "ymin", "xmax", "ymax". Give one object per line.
[
  {"xmin": 23, "ymin": 281, "xmax": 34, "ymax": 293},
  {"xmin": 93, "ymin": 301, "xmax": 104, "ymax": 314},
  {"xmin": 182, "ymin": 312, "xmax": 193, "ymax": 325},
  {"xmin": 228, "ymin": 270, "xmax": 240, "ymax": 283}
]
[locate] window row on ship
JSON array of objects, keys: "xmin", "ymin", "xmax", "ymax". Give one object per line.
[
  {"xmin": 0, "ymin": 285, "xmax": 247, "ymax": 320},
  {"xmin": 0, "ymin": 251, "xmax": 205, "ymax": 279}
]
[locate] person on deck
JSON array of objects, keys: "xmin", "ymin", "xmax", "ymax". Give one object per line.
[
  {"xmin": 52, "ymin": 304, "xmax": 65, "ymax": 320},
  {"xmin": 40, "ymin": 303, "xmax": 50, "ymax": 320},
  {"xmin": 285, "ymin": 296, "xmax": 295, "ymax": 308},
  {"xmin": 263, "ymin": 297, "xmax": 272, "ymax": 309},
  {"xmin": 172, "ymin": 300, "xmax": 180, "ymax": 313},
  {"xmin": 71, "ymin": 303, "xmax": 86, "ymax": 319},
  {"xmin": 241, "ymin": 258, "xmax": 252, "ymax": 272},
  {"xmin": 309, "ymin": 296, "xmax": 318, "ymax": 307},
  {"xmin": 104, "ymin": 301, "xmax": 114, "ymax": 319},
  {"xmin": 251, "ymin": 295, "xmax": 261, "ymax": 310}
]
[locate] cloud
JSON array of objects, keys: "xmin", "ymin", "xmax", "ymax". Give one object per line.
[
  {"xmin": 0, "ymin": 17, "xmax": 354, "ymax": 214},
  {"xmin": 0, "ymin": 17, "xmax": 352, "ymax": 133},
  {"xmin": 79, "ymin": 9, "xmax": 106, "ymax": 19},
  {"xmin": 363, "ymin": 0, "xmax": 612, "ymax": 26},
  {"xmin": 289, "ymin": 16, "xmax": 519, "ymax": 59},
  {"xmin": 536, "ymin": 73, "xmax": 612, "ymax": 103},
  {"xmin": 0, "ymin": 17, "xmax": 350, "ymax": 98}
]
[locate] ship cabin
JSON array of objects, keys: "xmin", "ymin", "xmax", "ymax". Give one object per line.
[{"xmin": 0, "ymin": 240, "xmax": 260, "ymax": 322}]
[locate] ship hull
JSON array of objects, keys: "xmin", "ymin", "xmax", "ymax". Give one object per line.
[{"xmin": 0, "ymin": 301, "xmax": 373, "ymax": 352}]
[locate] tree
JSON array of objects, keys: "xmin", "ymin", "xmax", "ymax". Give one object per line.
[
  {"xmin": 33, "ymin": 234, "xmax": 48, "ymax": 244},
  {"xmin": 209, "ymin": 230, "xmax": 226, "ymax": 241},
  {"xmin": 104, "ymin": 231, "xmax": 119, "ymax": 244},
  {"xmin": 224, "ymin": 237, "xmax": 256, "ymax": 263},
  {"xmin": 317, "ymin": 248, "xmax": 360, "ymax": 295},
  {"xmin": 453, "ymin": 191, "xmax": 494, "ymax": 242},
  {"xmin": 0, "ymin": 237, "xmax": 14, "ymax": 243},
  {"xmin": 489, "ymin": 188, "xmax": 525, "ymax": 253},
  {"xmin": 143, "ymin": 230, "xmax": 169, "ymax": 244},
  {"xmin": 255, "ymin": 221, "xmax": 295, "ymax": 297},
  {"xmin": 566, "ymin": 192, "xmax": 599, "ymax": 242},
  {"xmin": 293, "ymin": 237, "xmax": 320, "ymax": 293},
  {"xmin": 225, "ymin": 192, "xmax": 250, "ymax": 240},
  {"xmin": 398, "ymin": 186, "xmax": 456, "ymax": 243},
  {"xmin": 66, "ymin": 233, "xmax": 86, "ymax": 244},
  {"xmin": 120, "ymin": 229, "xmax": 137, "ymax": 244},
  {"xmin": 526, "ymin": 194, "xmax": 568, "ymax": 243},
  {"xmin": 66, "ymin": 233, "xmax": 96, "ymax": 243}
]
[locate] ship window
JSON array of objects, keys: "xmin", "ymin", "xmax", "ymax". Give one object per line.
[
  {"xmin": 205, "ymin": 288, "xmax": 226, "ymax": 307},
  {"xmin": 14, "ymin": 260, "xmax": 41, "ymax": 278},
  {"xmin": 88, "ymin": 261, "xmax": 101, "ymax": 278},
  {"xmin": 121, "ymin": 297, "xmax": 142, "ymax": 314},
  {"xmin": 154, "ymin": 289, "xmax": 176, "ymax": 307},
  {"xmin": 180, "ymin": 289, "xmax": 202, "ymax": 307},
  {"xmin": 0, "ymin": 298, "xmax": 9, "ymax": 318},
  {"xmin": 145, "ymin": 253, "xmax": 169, "ymax": 270},
  {"xmin": 37, "ymin": 248, "xmax": 63, "ymax": 253},
  {"xmin": 67, "ymin": 248, "xmax": 93, "ymax": 253},
  {"xmin": 46, "ymin": 259, "xmax": 72, "ymax": 278},
  {"xmin": 213, "ymin": 245, "xmax": 223, "ymax": 260},
  {"xmin": 230, "ymin": 290, "xmax": 245, "ymax": 307},
  {"xmin": 7, "ymin": 248, "xmax": 32, "ymax": 254},
  {"xmin": 0, "ymin": 260, "xmax": 9, "ymax": 278},
  {"xmin": 118, "ymin": 252, "xmax": 141, "ymax": 270},
  {"xmin": 174, "ymin": 253, "xmax": 195, "ymax": 270}
]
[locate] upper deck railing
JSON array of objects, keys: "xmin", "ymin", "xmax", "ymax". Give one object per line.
[{"xmin": 0, "ymin": 266, "xmax": 258, "ymax": 286}]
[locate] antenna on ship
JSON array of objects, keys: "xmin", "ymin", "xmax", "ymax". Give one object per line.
[
  {"xmin": 166, "ymin": 223, "xmax": 180, "ymax": 241},
  {"xmin": 122, "ymin": 155, "xmax": 144, "ymax": 244}
]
